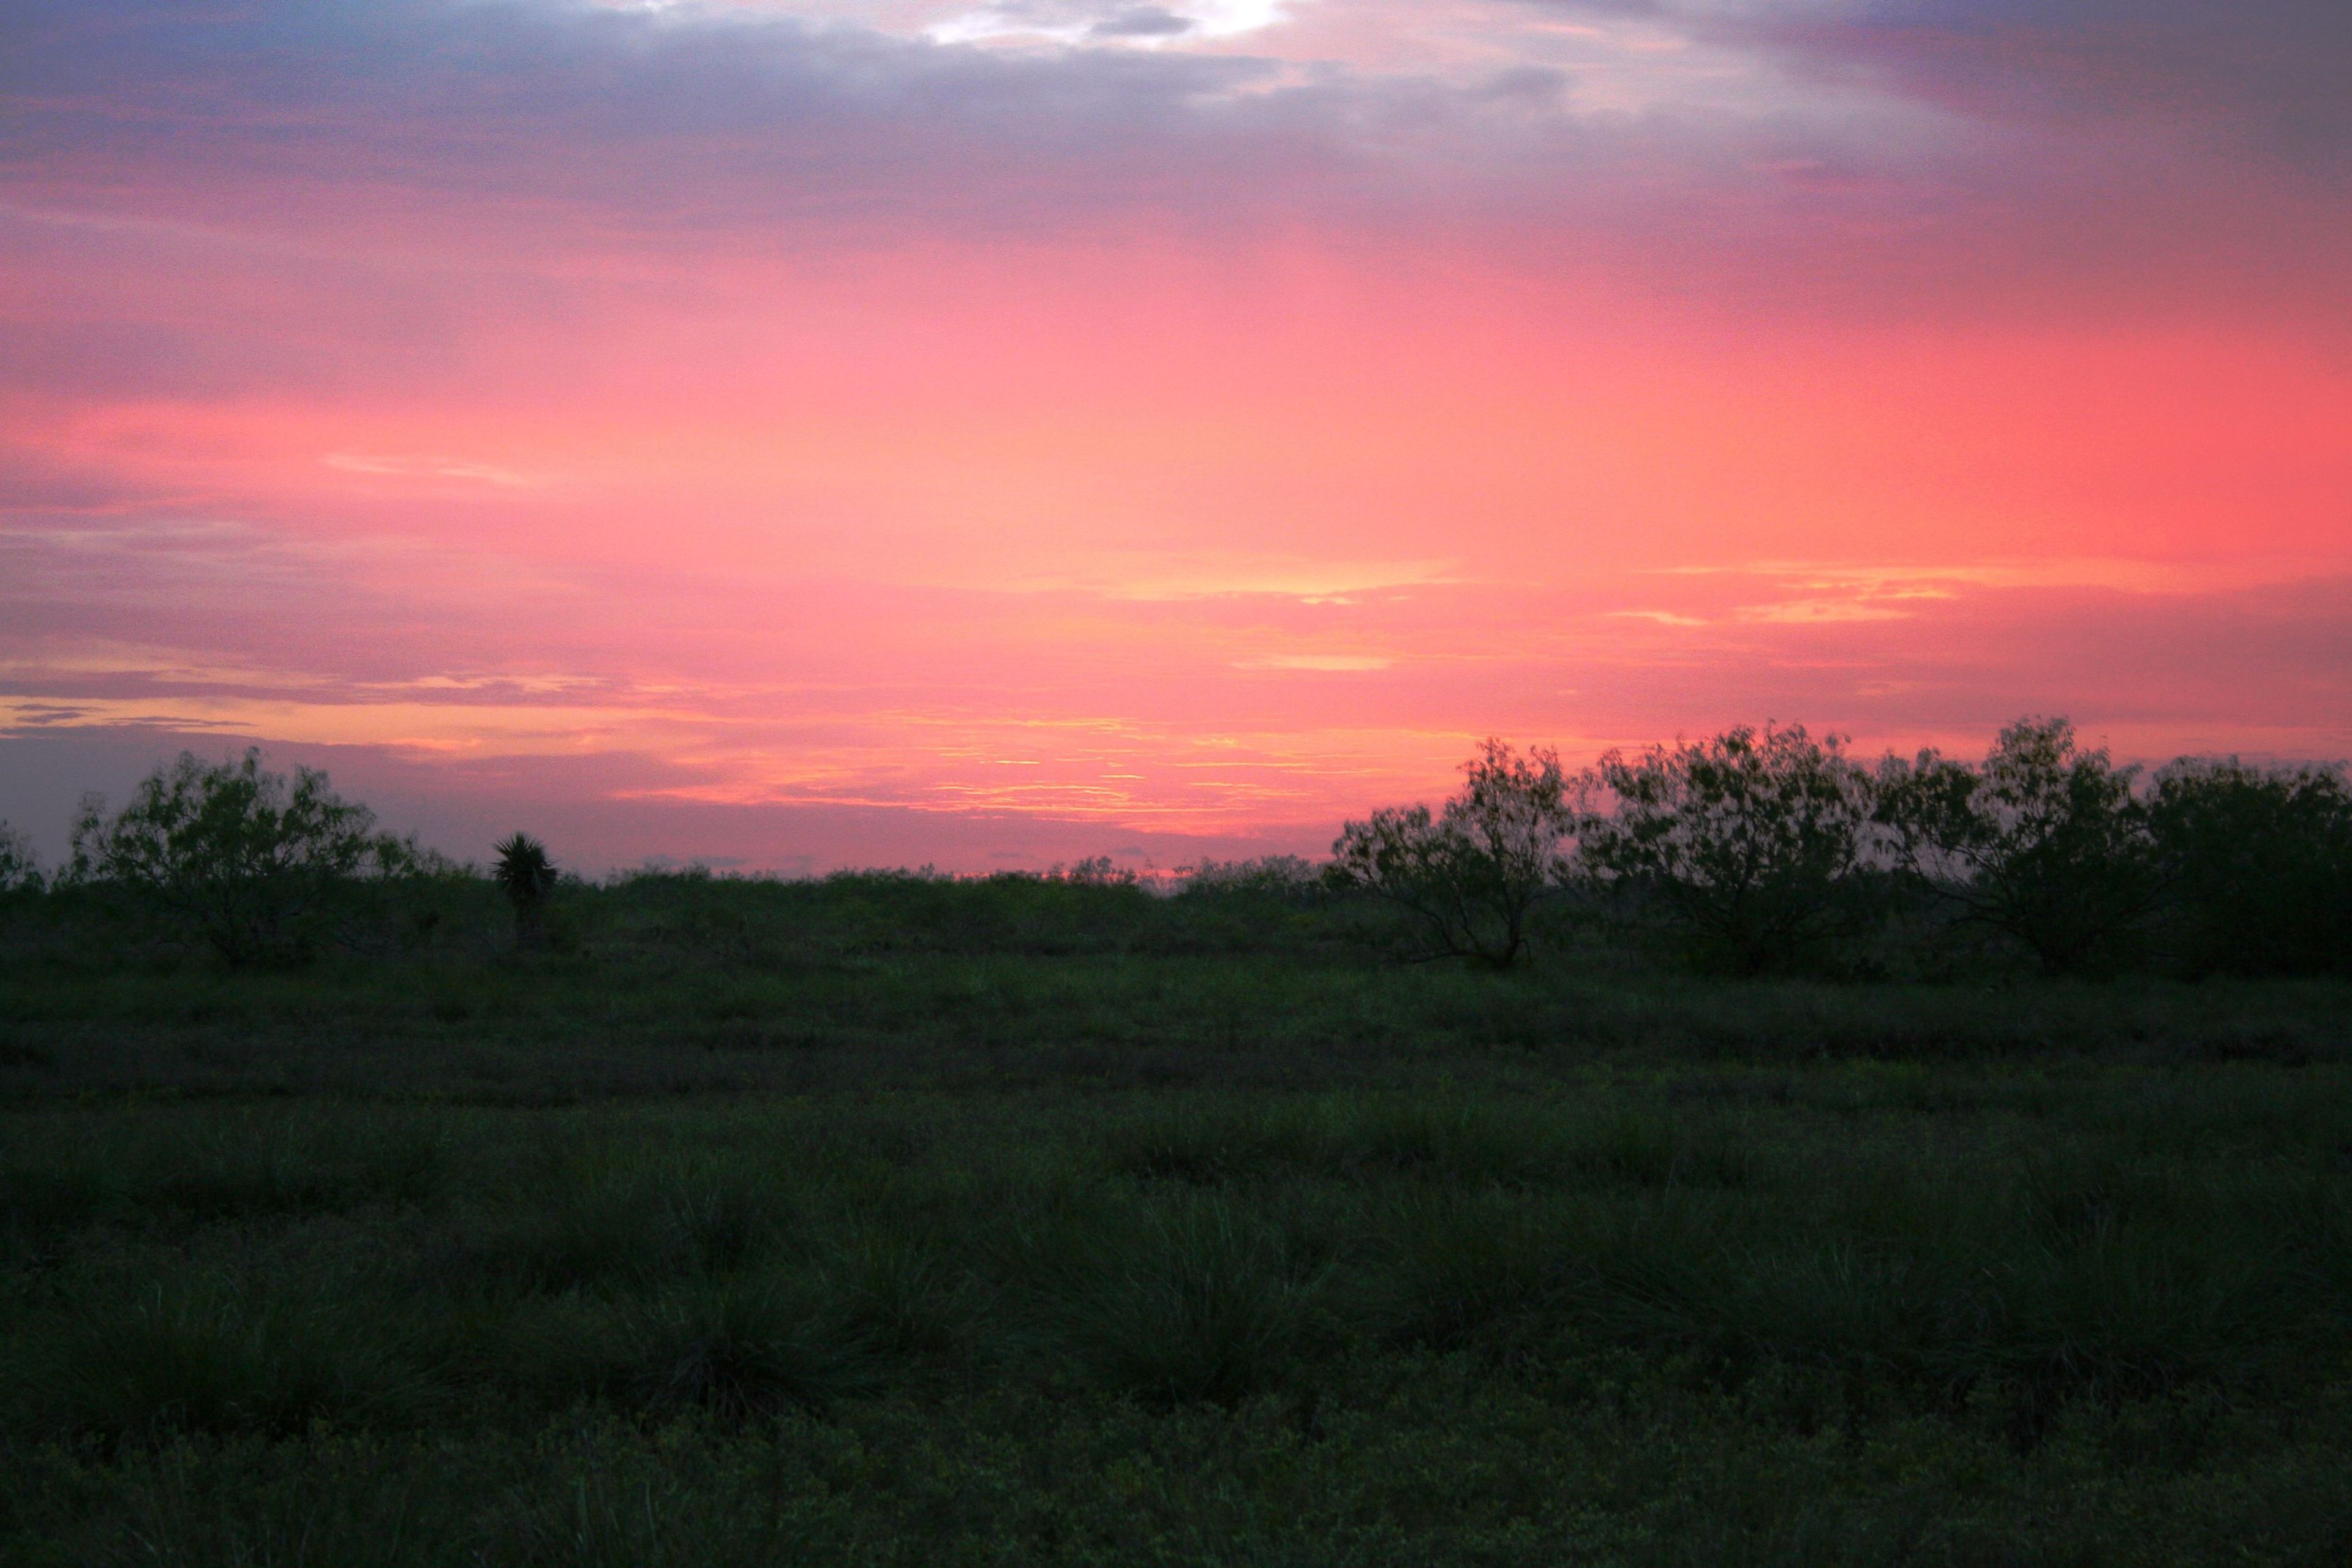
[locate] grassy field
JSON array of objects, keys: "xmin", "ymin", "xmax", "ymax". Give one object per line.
[{"xmin": 4, "ymin": 893, "xmax": 2350, "ymax": 1564}]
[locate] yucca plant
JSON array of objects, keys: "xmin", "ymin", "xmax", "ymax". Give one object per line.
[{"xmin": 493, "ymin": 833, "xmax": 557, "ymax": 951}]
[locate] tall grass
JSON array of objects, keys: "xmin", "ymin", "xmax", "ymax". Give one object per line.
[
  {"xmin": 3, "ymin": 962, "xmax": 2350, "ymax": 1562},
  {"xmin": 7, "ymin": 1077, "xmax": 2345, "ymax": 1434}
]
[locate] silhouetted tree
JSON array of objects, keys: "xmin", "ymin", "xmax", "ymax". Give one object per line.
[
  {"xmin": 1061, "ymin": 856, "xmax": 1140, "ymax": 888},
  {"xmin": 1330, "ymin": 739, "xmax": 1572, "ymax": 968},
  {"xmin": 2148, "ymin": 757, "xmax": 2352, "ymax": 976},
  {"xmin": 1877, "ymin": 717, "xmax": 2156, "ymax": 976},
  {"xmin": 494, "ymin": 833, "xmax": 558, "ymax": 950},
  {"xmin": 67, "ymin": 750, "xmax": 411, "ymax": 964},
  {"xmin": 0, "ymin": 821, "xmax": 41, "ymax": 894},
  {"xmin": 1575, "ymin": 723, "xmax": 1880, "ymax": 974}
]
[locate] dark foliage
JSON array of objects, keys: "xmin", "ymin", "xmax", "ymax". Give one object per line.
[
  {"xmin": 3, "ymin": 715, "xmax": 2344, "ymax": 987},
  {"xmin": 1878, "ymin": 718, "xmax": 2162, "ymax": 976},
  {"xmin": 62, "ymin": 750, "xmax": 417, "ymax": 965},
  {"xmin": 492, "ymin": 833, "xmax": 558, "ymax": 951},
  {"xmin": 0, "ymin": 820, "xmax": 42, "ymax": 894},
  {"xmin": 1329, "ymin": 740, "xmax": 1573, "ymax": 967},
  {"xmin": 2149, "ymin": 758, "xmax": 2352, "ymax": 976},
  {"xmin": 1577, "ymin": 723, "xmax": 1881, "ymax": 974}
]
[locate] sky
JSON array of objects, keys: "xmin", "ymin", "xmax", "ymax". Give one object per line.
[{"xmin": 3, "ymin": 0, "xmax": 2348, "ymax": 871}]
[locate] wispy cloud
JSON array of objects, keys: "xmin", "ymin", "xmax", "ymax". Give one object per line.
[
  {"xmin": 323, "ymin": 453, "xmax": 555, "ymax": 488},
  {"xmin": 1235, "ymin": 653, "xmax": 1395, "ymax": 671}
]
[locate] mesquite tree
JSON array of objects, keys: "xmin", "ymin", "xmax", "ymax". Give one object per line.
[
  {"xmin": 1330, "ymin": 739, "xmax": 1574, "ymax": 968},
  {"xmin": 1575, "ymin": 723, "xmax": 1879, "ymax": 974},
  {"xmin": 1876, "ymin": 717, "xmax": 2157, "ymax": 975},
  {"xmin": 67, "ymin": 750, "xmax": 410, "ymax": 964}
]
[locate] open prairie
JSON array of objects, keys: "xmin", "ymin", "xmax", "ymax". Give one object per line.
[{"xmin": 4, "ymin": 878, "xmax": 2349, "ymax": 1566}]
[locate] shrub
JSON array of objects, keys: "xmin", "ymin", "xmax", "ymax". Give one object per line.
[
  {"xmin": 1060, "ymin": 855, "xmax": 1139, "ymax": 888},
  {"xmin": 1575, "ymin": 723, "xmax": 1880, "ymax": 974},
  {"xmin": 2148, "ymin": 758, "xmax": 2352, "ymax": 976},
  {"xmin": 1330, "ymin": 740, "xmax": 1573, "ymax": 967},
  {"xmin": 1181, "ymin": 856, "xmax": 1322, "ymax": 900},
  {"xmin": 66, "ymin": 749, "xmax": 415, "ymax": 965},
  {"xmin": 1877, "ymin": 718, "xmax": 2158, "ymax": 976}
]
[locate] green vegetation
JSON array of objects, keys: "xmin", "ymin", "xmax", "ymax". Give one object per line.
[
  {"xmin": 2, "ymin": 895, "xmax": 2350, "ymax": 1562},
  {"xmin": 59, "ymin": 750, "xmax": 421, "ymax": 967},
  {"xmin": 2, "ymin": 735, "xmax": 2349, "ymax": 1562}
]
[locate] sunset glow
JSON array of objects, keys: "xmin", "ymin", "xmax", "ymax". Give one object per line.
[{"xmin": 6, "ymin": 0, "xmax": 2348, "ymax": 868}]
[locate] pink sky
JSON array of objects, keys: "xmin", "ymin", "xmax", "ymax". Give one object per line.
[{"xmin": 4, "ymin": 0, "xmax": 2348, "ymax": 870}]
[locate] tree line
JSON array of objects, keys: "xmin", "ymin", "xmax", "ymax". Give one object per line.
[
  {"xmin": 0, "ymin": 752, "xmax": 565, "ymax": 966},
  {"xmin": 2, "ymin": 718, "xmax": 2348, "ymax": 978},
  {"xmin": 1329, "ymin": 718, "xmax": 2352, "ymax": 976}
]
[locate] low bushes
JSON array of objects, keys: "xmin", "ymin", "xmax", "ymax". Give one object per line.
[{"xmin": 10, "ymin": 718, "xmax": 2347, "ymax": 982}]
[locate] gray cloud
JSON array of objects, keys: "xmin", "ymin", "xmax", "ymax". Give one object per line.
[
  {"xmin": 1800, "ymin": 4, "xmax": 2348, "ymax": 176},
  {"xmin": 2, "ymin": 1, "xmax": 1324, "ymax": 234},
  {"xmin": 1090, "ymin": 9, "xmax": 1196, "ymax": 39},
  {"xmin": 1536, "ymin": 0, "xmax": 2352, "ymax": 171},
  {"xmin": 1, "ymin": 1, "xmax": 2344, "ymax": 326}
]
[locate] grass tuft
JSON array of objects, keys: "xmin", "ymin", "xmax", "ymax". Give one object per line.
[
  {"xmin": 1028, "ymin": 1196, "xmax": 1319, "ymax": 1406},
  {"xmin": 17, "ymin": 1270, "xmax": 438, "ymax": 1443},
  {"xmin": 618, "ymin": 1277, "xmax": 880, "ymax": 1423}
]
